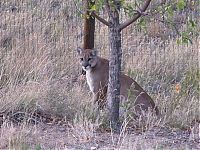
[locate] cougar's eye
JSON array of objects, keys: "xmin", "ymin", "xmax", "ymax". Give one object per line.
[
  {"xmin": 80, "ymin": 58, "xmax": 83, "ymax": 61},
  {"xmin": 88, "ymin": 58, "xmax": 92, "ymax": 61}
]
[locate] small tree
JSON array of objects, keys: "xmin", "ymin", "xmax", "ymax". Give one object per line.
[
  {"xmin": 77, "ymin": 0, "xmax": 199, "ymax": 133},
  {"xmin": 91, "ymin": 0, "xmax": 152, "ymax": 132}
]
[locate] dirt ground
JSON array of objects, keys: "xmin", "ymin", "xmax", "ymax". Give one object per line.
[{"xmin": 0, "ymin": 122, "xmax": 199, "ymax": 150}]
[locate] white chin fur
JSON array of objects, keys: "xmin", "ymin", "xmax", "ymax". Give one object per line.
[{"xmin": 82, "ymin": 66, "xmax": 91, "ymax": 71}]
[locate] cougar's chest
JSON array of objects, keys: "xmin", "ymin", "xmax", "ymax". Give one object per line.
[{"xmin": 86, "ymin": 71, "xmax": 95, "ymax": 93}]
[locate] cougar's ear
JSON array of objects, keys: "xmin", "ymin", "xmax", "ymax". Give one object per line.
[
  {"xmin": 91, "ymin": 49, "xmax": 98, "ymax": 56},
  {"xmin": 77, "ymin": 47, "xmax": 83, "ymax": 55}
]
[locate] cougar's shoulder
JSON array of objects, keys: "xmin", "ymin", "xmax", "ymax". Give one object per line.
[{"xmin": 95, "ymin": 57, "xmax": 109, "ymax": 74}]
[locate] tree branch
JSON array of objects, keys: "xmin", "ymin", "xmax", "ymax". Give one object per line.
[
  {"xmin": 119, "ymin": 0, "xmax": 152, "ymax": 31},
  {"xmin": 73, "ymin": 0, "xmax": 110, "ymax": 26},
  {"xmin": 91, "ymin": 11, "xmax": 110, "ymax": 26}
]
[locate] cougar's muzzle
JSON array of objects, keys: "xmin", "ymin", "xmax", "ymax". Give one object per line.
[{"xmin": 82, "ymin": 62, "xmax": 91, "ymax": 71}]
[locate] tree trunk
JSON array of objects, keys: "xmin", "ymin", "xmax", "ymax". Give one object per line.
[
  {"xmin": 107, "ymin": 5, "xmax": 121, "ymax": 133},
  {"xmin": 82, "ymin": 0, "xmax": 95, "ymax": 75},
  {"xmin": 83, "ymin": 0, "xmax": 95, "ymax": 49}
]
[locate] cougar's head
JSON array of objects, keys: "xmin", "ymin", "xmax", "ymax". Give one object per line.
[{"xmin": 77, "ymin": 47, "xmax": 98, "ymax": 71}]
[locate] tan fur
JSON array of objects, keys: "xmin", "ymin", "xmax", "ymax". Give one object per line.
[{"xmin": 77, "ymin": 47, "xmax": 159, "ymax": 115}]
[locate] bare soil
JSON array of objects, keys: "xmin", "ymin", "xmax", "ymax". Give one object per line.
[{"xmin": 0, "ymin": 122, "xmax": 199, "ymax": 150}]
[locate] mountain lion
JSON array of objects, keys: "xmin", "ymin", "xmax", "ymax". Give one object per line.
[{"xmin": 77, "ymin": 47, "xmax": 159, "ymax": 116}]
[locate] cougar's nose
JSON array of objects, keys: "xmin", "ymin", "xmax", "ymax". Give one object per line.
[{"xmin": 82, "ymin": 62, "xmax": 89, "ymax": 68}]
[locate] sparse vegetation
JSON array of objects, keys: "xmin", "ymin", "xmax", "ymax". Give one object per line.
[{"xmin": 0, "ymin": 0, "xmax": 199, "ymax": 149}]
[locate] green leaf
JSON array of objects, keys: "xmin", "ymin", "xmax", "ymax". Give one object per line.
[
  {"xmin": 123, "ymin": 4, "xmax": 132, "ymax": 13},
  {"xmin": 181, "ymin": 32, "xmax": 192, "ymax": 44},
  {"xmin": 120, "ymin": 0, "xmax": 125, "ymax": 6},
  {"xmin": 177, "ymin": 0, "xmax": 186, "ymax": 10},
  {"xmin": 90, "ymin": 4, "xmax": 96, "ymax": 11},
  {"xmin": 189, "ymin": 20, "xmax": 196, "ymax": 28},
  {"xmin": 176, "ymin": 31, "xmax": 193, "ymax": 44},
  {"xmin": 94, "ymin": 0, "xmax": 104, "ymax": 12},
  {"xmin": 138, "ymin": 18, "xmax": 146, "ymax": 28},
  {"xmin": 165, "ymin": 5, "xmax": 173, "ymax": 16},
  {"xmin": 35, "ymin": 144, "xmax": 42, "ymax": 150},
  {"xmin": 176, "ymin": 39, "xmax": 181, "ymax": 45}
]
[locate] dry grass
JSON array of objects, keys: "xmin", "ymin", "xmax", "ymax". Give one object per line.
[{"xmin": 0, "ymin": 0, "xmax": 199, "ymax": 149}]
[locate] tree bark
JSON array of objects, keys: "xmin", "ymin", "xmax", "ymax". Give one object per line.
[
  {"xmin": 82, "ymin": 0, "xmax": 95, "ymax": 75},
  {"xmin": 83, "ymin": 0, "xmax": 95, "ymax": 49},
  {"xmin": 107, "ymin": 1, "xmax": 121, "ymax": 133}
]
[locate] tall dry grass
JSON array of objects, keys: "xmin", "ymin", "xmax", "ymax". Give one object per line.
[{"xmin": 0, "ymin": 0, "xmax": 199, "ymax": 148}]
